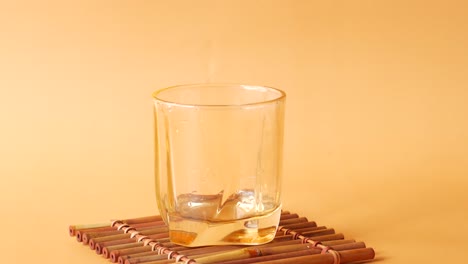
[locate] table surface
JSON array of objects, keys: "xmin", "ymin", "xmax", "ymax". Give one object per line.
[{"xmin": 2, "ymin": 1, "xmax": 467, "ymax": 263}]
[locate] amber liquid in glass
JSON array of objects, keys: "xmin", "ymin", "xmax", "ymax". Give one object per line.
[{"xmin": 167, "ymin": 190, "xmax": 281, "ymax": 247}]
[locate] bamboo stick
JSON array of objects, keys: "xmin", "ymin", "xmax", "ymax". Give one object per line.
[
  {"xmin": 190, "ymin": 244, "xmax": 317, "ymax": 264},
  {"xmin": 190, "ymin": 240, "xmax": 358, "ymax": 262},
  {"xmin": 253, "ymin": 248, "xmax": 375, "ymax": 264},
  {"xmin": 214, "ymin": 242, "xmax": 367, "ymax": 264},
  {"xmin": 120, "ymin": 239, "xmax": 306, "ymax": 264},
  {"xmin": 69, "ymin": 223, "xmax": 110, "ymax": 237},
  {"xmin": 96, "ymin": 232, "xmax": 169, "ymax": 255},
  {"xmin": 84, "ymin": 221, "xmax": 166, "ymax": 245},
  {"xmin": 303, "ymin": 228, "xmax": 336, "ymax": 237},
  {"xmin": 102, "ymin": 237, "xmax": 171, "ymax": 259},
  {"xmin": 70, "ymin": 215, "xmax": 162, "ymax": 237},
  {"xmin": 291, "ymin": 226, "xmax": 327, "ymax": 233},
  {"xmin": 279, "ymin": 221, "xmax": 317, "ymax": 229},
  {"xmin": 278, "ymin": 217, "xmax": 308, "ymax": 226},
  {"xmin": 124, "ymin": 246, "xmax": 242, "ymax": 264},
  {"xmin": 71, "ymin": 215, "xmax": 164, "ymax": 243},
  {"xmin": 89, "ymin": 226, "xmax": 168, "ymax": 246},
  {"xmin": 115, "ymin": 239, "xmax": 172, "ymax": 263},
  {"xmin": 215, "ymin": 249, "xmax": 315, "ymax": 264},
  {"xmin": 110, "ymin": 246, "xmax": 153, "ymax": 263},
  {"xmin": 277, "ymin": 213, "xmax": 299, "ymax": 220}
]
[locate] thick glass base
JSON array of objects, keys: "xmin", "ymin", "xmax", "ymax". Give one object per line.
[{"xmin": 167, "ymin": 205, "xmax": 282, "ymax": 247}]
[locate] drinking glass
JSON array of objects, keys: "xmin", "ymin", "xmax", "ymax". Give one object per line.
[{"xmin": 153, "ymin": 84, "xmax": 286, "ymax": 246}]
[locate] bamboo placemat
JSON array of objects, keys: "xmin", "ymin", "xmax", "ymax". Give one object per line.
[{"xmin": 69, "ymin": 211, "xmax": 375, "ymax": 264}]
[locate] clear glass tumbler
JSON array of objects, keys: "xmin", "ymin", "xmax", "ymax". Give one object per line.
[{"xmin": 153, "ymin": 84, "xmax": 286, "ymax": 247}]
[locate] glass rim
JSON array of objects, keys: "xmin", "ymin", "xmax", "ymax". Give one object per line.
[{"xmin": 152, "ymin": 83, "xmax": 286, "ymax": 107}]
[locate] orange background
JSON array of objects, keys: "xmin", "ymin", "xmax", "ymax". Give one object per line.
[{"xmin": 1, "ymin": 1, "xmax": 467, "ymax": 263}]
